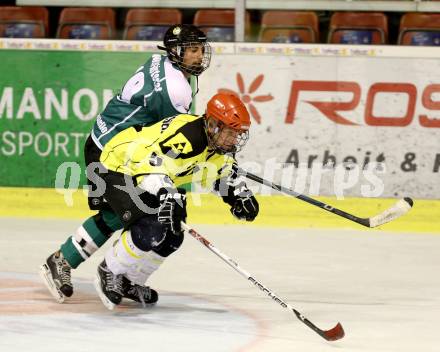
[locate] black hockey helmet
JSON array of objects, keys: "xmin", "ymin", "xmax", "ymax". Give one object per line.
[{"xmin": 158, "ymin": 24, "xmax": 211, "ymax": 76}]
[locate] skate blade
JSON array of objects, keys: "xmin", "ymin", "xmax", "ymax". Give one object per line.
[
  {"xmin": 94, "ymin": 275, "xmax": 116, "ymax": 311},
  {"xmin": 39, "ymin": 264, "xmax": 65, "ymax": 303}
]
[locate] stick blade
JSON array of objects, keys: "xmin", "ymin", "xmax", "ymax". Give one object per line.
[
  {"xmin": 368, "ymin": 197, "xmax": 413, "ymax": 228},
  {"xmin": 321, "ymin": 322, "xmax": 345, "ymax": 341}
]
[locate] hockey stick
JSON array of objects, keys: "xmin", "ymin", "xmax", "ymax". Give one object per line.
[
  {"xmin": 237, "ymin": 168, "xmax": 413, "ymax": 228},
  {"xmin": 181, "ymin": 222, "xmax": 345, "ymax": 341}
]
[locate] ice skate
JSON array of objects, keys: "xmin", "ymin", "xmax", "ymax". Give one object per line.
[
  {"xmin": 39, "ymin": 251, "xmax": 73, "ymax": 303},
  {"xmin": 122, "ymin": 276, "xmax": 158, "ymax": 307},
  {"xmin": 94, "ymin": 260, "xmax": 124, "ymax": 310}
]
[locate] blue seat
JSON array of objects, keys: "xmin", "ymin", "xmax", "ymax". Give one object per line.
[
  {"xmin": 270, "ymin": 33, "xmax": 303, "ymax": 43},
  {"xmin": 409, "ymin": 32, "xmax": 440, "ymax": 46},
  {"xmin": 132, "ymin": 26, "xmax": 169, "ymax": 40},
  {"xmin": 4, "ymin": 23, "xmax": 39, "ymax": 38},
  {"xmin": 68, "ymin": 24, "xmax": 102, "ymax": 39},
  {"xmin": 337, "ymin": 30, "xmax": 375, "ymax": 44},
  {"xmin": 204, "ymin": 27, "xmax": 234, "ymax": 42}
]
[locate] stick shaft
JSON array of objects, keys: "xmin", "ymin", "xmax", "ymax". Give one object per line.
[
  {"xmin": 239, "ymin": 169, "xmax": 370, "ymax": 227},
  {"xmin": 181, "ymin": 222, "xmax": 344, "ymax": 341},
  {"xmin": 182, "ymin": 223, "xmax": 287, "ymax": 304}
]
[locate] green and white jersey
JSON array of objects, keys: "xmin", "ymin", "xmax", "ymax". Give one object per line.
[{"xmin": 91, "ymin": 54, "xmax": 194, "ymax": 150}]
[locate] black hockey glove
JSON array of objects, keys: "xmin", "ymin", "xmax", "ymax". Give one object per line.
[
  {"xmin": 157, "ymin": 188, "xmax": 187, "ymax": 234},
  {"xmin": 215, "ymin": 177, "xmax": 259, "ymax": 221},
  {"xmin": 230, "ymin": 192, "xmax": 259, "ymax": 221}
]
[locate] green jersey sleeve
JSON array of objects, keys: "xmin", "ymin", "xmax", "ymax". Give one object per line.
[{"xmin": 91, "ymin": 54, "xmax": 194, "ymax": 149}]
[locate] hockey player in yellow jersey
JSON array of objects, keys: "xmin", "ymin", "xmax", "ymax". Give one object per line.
[{"xmin": 94, "ymin": 93, "xmax": 259, "ymax": 309}]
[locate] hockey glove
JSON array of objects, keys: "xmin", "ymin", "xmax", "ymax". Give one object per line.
[
  {"xmin": 230, "ymin": 192, "xmax": 259, "ymax": 221},
  {"xmin": 215, "ymin": 177, "xmax": 259, "ymax": 221},
  {"xmin": 157, "ymin": 188, "xmax": 187, "ymax": 234}
]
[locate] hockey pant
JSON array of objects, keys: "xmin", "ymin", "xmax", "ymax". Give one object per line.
[{"xmin": 105, "ymin": 216, "xmax": 184, "ymax": 285}]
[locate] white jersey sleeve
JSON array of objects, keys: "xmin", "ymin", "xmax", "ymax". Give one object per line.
[{"xmin": 164, "ymin": 58, "xmax": 193, "ymax": 114}]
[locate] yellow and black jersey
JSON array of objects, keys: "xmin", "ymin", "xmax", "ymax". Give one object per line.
[{"xmin": 100, "ymin": 114, "xmax": 235, "ymax": 188}]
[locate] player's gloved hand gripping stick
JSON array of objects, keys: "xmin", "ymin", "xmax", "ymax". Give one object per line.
[{"xmin": 237, "ymin": 168, "xmax": 413, "ymax": 228}]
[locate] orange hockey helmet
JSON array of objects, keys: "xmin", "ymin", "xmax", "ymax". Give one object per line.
[{"xmin": 205, "ymin": 93, "xmax": 251, "ymax": 154}]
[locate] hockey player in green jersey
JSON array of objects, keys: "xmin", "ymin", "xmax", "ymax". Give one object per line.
[
  {"xmin": 93, "ymin": 93, "xmax": 259, "ymax": 309},
  {"xmin": 40, "ymin": 24, "xmax": 212, "ymax": 305}
]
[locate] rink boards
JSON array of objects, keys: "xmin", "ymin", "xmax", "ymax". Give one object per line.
[
  {"xmin": 1, "ymin": 187, "xmax": 438, "ymax": 233},
  {"xmin": 1, "ymin": 39, "xmax": 439, "ymax": 233},
  {"xmin": 1, "ymin": 39, "xmax": 440, "ymax": 199}
]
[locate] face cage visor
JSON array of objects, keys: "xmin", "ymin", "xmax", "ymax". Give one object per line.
[
  {"xmin": 206, "ymin": 118, "xmax": 250, "ymax": 155},
  {"xmin": 171, "ymin": 41, "xmax": 212, "ymax": 76}
]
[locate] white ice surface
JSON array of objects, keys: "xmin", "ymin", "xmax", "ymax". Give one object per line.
[{"xmin": 1, "ymin": 218, "xmax": 439, "ymax": 352}]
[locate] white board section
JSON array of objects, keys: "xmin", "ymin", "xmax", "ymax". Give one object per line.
[{"xmin": 196, "ymin": 43, "xmax": 440, "ymax": 199}]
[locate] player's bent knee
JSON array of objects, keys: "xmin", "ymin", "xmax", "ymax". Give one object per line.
[
  {"xmin": 129, "ymin": 216, "xmax": 184, "ymax": 256},
  {"xmin": 153, "ymin": 230, "xmax": 184, "ymax": 257},
  {"xmin": 130, "ymin": 216, "xmax": 166, "ymax": 252}
]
